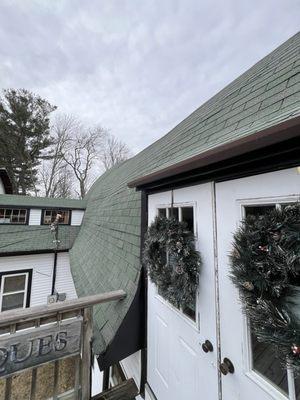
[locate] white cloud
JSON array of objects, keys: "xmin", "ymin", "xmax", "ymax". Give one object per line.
[{"xmin": 0, "ymin": 0, "xmax": 299, "ymax": 154}]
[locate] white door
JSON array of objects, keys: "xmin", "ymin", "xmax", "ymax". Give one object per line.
[
  {"xmin": 216, "ymin": 167, "xmax": 300, "ymax": 400},
  {"xmin": 147, "ymin": 184, "xmax": 219, "ymax": 400}
]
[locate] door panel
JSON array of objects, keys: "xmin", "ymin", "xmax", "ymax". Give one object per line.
[
  {"xmin": 216, "ymin": 167, "xmax": 300, "ymax": 400},
  {"xmin": 147, "ymin": 184, "xmax": 218, "ymax": 400}
]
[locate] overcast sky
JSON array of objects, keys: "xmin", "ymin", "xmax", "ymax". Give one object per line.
[{"xmin": 0, "ymin": 1, "xmax": 299, "ymax": 154}]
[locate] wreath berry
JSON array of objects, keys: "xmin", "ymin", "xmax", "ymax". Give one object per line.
[
  {"xmin": 143, "ymin": 216, "xmax": 201, "ymax": 308},
  {"xmin": 230, "ymin": 203, "xmax": 300, "ymax": 371}
]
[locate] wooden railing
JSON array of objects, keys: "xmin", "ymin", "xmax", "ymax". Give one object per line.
[{"xmin": 0, "ymin": 290, "xmax": 126, "ymax": 400}]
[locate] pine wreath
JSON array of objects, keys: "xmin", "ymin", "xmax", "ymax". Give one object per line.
[
  {"xmin": 230, "ymin": 203, "xmax": 300, "ymax": 371},
  {"xmin": 143, "ymin": 216, "xmax": 201, "ymax": 308}
]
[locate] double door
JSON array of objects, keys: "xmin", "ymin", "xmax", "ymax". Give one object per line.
[{"xmin": 147, "ymin": 167, "xmax": 300, "ymax": 400}]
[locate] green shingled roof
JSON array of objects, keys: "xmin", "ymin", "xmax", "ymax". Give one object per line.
[
  {"xmin": 0, "ymin": 225, "xmax": 80, "ymax": 255},
  {"xmin": 70, "ymin": 33, "xmax": 300, "ymax": 355},
  {"xmin": 0, "ymin": 195, "xmax": 86, "ymax": 209}
]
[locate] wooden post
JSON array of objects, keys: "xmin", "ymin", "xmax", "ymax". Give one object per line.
[{"xmin": 81, "ymin": 307, "xmax": 93, "ymax": 400}]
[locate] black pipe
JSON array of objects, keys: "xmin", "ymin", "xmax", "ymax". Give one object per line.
[
  {"xmin": 102, "ymin": 367, "xmax": 110, "ymax": 391},
  {"xmin": 51, "ymin": 251, "xmax": 58, "ymax": 296}
]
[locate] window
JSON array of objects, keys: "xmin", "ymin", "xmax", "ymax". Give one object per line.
[
  {"xmin": 42, "ymin": 209, "xmax": 70, "ymax": 225},
  {"xmin": 0, "ymin": 271, "xmax": 32, "ymax": 312},
  {"xmin": 156, "ymin": 205, "xmax": 197, "ymax": 321},
  {"xmin": 0, "ymin": 208, "xmax": 27, "ymax": 224},
  {"xmin": 244, "ymin": 204, "xmax": 296, "ymax": 397}
]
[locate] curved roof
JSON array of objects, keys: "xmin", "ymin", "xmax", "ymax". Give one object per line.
[{"xmin": 70, "ymin": 32, "xmax": 300, "ymax": 354}]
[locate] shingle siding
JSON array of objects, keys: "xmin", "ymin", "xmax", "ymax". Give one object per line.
[
  {"xmin": 69, "ymin": 33, "xmax": 300, "ymax": 355},
  {"xmin": 0, "ymin": 225, "xmax": 80, "ymax": 254},
  {"xmin": 0, "ymin": 194, "xmax": 86, "ymax": 209}
]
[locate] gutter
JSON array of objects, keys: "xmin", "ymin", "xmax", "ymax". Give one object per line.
[{"xmin": 128, "ymin": 115, "xmax": 300, "ymax": 189}]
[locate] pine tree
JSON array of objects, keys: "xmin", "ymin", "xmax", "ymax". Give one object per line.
[{"xmin": 0, "ymin": 89, "xmax": 57, "ymax": 194}]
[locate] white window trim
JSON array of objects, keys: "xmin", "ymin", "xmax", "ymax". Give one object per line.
[
  {"xmin": 0, "ymin": 272, "xmax": 30, "ymax": 312},
  {"xmin": 0, "ymin": 208, "xmax": 27, "ymax": 224},
  {"xmin": 42, "ymin": 209, "xmax": 70, "ymax": 225}
]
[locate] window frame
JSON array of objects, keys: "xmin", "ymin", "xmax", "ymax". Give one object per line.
[
  {"xmin": 0, "ymin": 206, "xmax": 29, "ymax": 225},
  {"xmin": 41, "ymin": 209, "xmax": 72, "ymax": 226},
  {"xmin": 0, "ymin": 269, "xmax": 32, "ymax": 312},
  {"xmin": 155, "ymin": 202, "xmax": 199, "ymax": 326},
  {"xmin": 157, "ymin": 201, "xmax": 197, "ymax": 236}
]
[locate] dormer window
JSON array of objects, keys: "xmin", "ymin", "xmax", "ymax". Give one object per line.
[
  {"xmin": 42, "ymin": 209, "xmax": 70, "ymax": 225},
  {"xmin": 0, "ymin": 208, "xmax": 27, "ymax": 224}
]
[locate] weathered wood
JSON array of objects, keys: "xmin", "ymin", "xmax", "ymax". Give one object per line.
[
  {"xmin": 81, "ymin": 307, "xmax": 92, "ymax": 400},
  {"xmin": 30, "ymin": 318, "xmax": 40, "ymax": 400},
  {"xmin": 0, "ymin": 318, "xmax": 82, "ymax": 378},
  {"xmin": 4, "ymin": 324, "xmax": 16, "ymax": 400},
  {"xmin": 0, "ymin": 290, "xmax": 126, "ymax": 327},
  {"xmin": 92, "ymin": 378, "xmax": 139, "ymax": 400}
]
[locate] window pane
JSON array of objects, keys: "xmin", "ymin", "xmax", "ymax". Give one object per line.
[
  {"xmin": 295, "ymin": 374, "xmax": 300, "ymax": 399},
  {"xmin": 59, "ymin": 211, "xmax": 69, "ymax": 224},
  {"xmin": 2, "ymin": 292, "xmax": 25, "ymax": 311},
  {"xmin": 245, "ymin": 205, "xmax": 275, "ymax": 217},
  {"xmin": 251, "ymin": 333, "xmax": 288, "ymax": 394},
  {"xmin": 245, "ymin": 204, "xmax": 288, "ymax": 395},
  {"xmin": 182, "ymin": 301, "xmax": 196, "ymax": 321},
  {"xmin": 3, "ymin": 275, "xmax": 26, "ymax": 293},
  {"xmin": 43, "ymin": 210, "xmax": 70, "ymax": 224},
  {"xmin": 0, "ymin": 209, "xmax": 26, "ymax": 224},
  {"xmin": 168, "ymin": 207, "xmax": 179, "ymax": 220},
  {"xmin": 158, "ymin": 208, "xmax": 166, "ymax": 218},
  {"xmin": 181, "ymin": 207, "xmax": 194, "ymax": 233}
]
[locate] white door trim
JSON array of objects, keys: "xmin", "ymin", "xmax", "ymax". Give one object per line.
[{"xmin": 212, "ymin": 182, "xmax": 222, "ymax": 400}]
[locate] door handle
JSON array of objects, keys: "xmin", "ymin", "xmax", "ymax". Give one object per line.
[
  {"xmin": 201, "ymin": 340, "xmax": 214, "ymax": 353},
  {"xmin": 220, "ymin": 358, "xmax": 234, "ymax": 375}
]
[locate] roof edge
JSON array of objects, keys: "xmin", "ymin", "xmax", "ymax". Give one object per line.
[{"xmin": 128, "ymin": 115, "xmax": 300, "ymax": 189}]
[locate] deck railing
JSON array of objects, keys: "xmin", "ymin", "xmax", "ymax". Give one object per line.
[{"xmin": 0, "ymin": 290, "xmax": 126, "ymax": 400}]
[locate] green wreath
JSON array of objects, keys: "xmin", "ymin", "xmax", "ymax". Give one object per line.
[
  {"xmin": 143, "ymin": 216, "xmax": 201, "ymax": 308},
  {"xmin": 230, "ymin": 203, "xmax": 300, "ymax": 371}
]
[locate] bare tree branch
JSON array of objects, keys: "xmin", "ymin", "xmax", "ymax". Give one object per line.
[
  {"xmin": 100, "ymin": 133, "xmax": 132, "ymax": 171},
  {"xmin": 62, "ymin": 125, "xmax": 106, "ymax": 199},
  {"xmin": 39, "ymin": 114, "xmax": 77, "ymax": 198}
]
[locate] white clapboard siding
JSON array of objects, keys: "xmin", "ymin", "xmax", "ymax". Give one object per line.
[
  {"xmin": 0, "ymin": 252, "xmax": 77, "ymax": 308},
  {"xmin": 0, "ymin": 178, "xmax": 4, "ymax": 194},
  {"xmin": 28, "ymin": 209, "xmax": 42, "ymax": 225},
  {"xmin": 121, "ymin": 351, "xmax": 141, "ymax": 392},
  {"xmin": 71, "ymin": 210, "xmax": 84, "ymax": 226},
  {"xmin": 55, "ymin": 252, "xmax": 77, "ymax": 299}
]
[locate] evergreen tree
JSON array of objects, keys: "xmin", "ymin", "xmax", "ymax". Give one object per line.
[{"xmin": 0, "ymin": 89, "xmax": 57, "ymax": 194}]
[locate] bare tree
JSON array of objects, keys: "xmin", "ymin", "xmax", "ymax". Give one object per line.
[
  {"xmin": 54, "ymin": 165, "xmax": 73, "ymax": 198},
  {"xmin": 38, "ymin": 115, "xmax": 132, "ymax": 199},
  {"xmin": 39, "ymin": 115, "xmax": 76, "ymax": 198},
  {"xmin": 101, "ymin": 133, "xmax": 132, "ymax": 171},
  {"xmin": 63, "ymin": 126, "xmax": 106, "ymax": 199}
]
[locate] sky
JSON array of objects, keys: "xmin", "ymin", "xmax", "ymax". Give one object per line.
[{"xmin": 0, "ymin": 0, "xmax": 299, "ymax": 154}]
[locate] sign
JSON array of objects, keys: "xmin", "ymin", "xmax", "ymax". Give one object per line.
[{"xmin": 0, "ymin": 318, "xmax": 82, "ymax": 378}]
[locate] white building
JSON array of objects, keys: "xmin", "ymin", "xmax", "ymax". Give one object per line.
[{"xmin": 0, "ymin": 194, "xmax": 85, "ymax": 311}]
